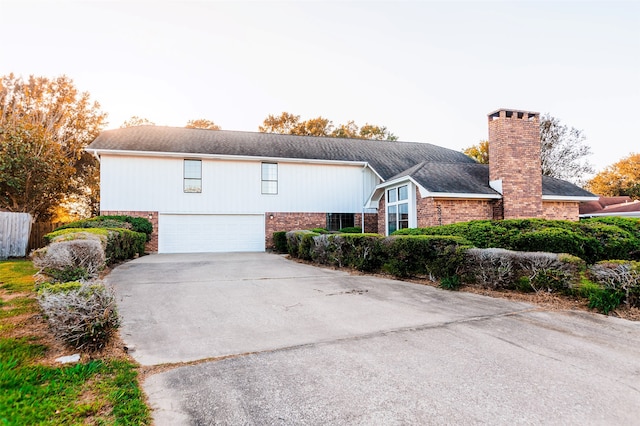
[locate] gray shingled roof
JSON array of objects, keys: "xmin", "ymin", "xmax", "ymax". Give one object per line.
[
  {"xmin": 88, "ymin": 125, "xmax": 595, "ymax": 198},
  {"xmin": 388, "ymin": 162, "xmax": 595, "ymax": 198},
  {"xmin": 87, "ymin": 126, "xmax": 476, "ymax": 181}
]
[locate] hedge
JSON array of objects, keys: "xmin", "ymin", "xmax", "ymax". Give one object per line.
[
  {"xmin": 55, "ymin": 215, "xmax": 153, "ymax": 242},
  {"xmin": 393, "ymin": 217, "xmax": 640, "ymax": 263},
  {"xmin": 382, "ymin": 235, "xmax": 472, "ymax": 279},
  {"xmin": 45, "ymin": 228, "xmax": 146, "ymax": 263}
]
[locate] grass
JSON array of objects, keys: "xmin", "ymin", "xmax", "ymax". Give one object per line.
[{"xmin": 0, "ymin": 260, "xmax": 151, "ymax": 425}]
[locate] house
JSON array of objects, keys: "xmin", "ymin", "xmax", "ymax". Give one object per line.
[
  {"xmin": 86, "ymin": 108, "xmax": 597, "ymax": 253},
  {"xmin": 580, "ymin": 196, "xmax": 640, "ymax": 218}
]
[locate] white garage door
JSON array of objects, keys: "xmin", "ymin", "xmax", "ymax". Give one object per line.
[{"xmin": 159, "ymin": 214, "xmax": 265, "ymax": 253}]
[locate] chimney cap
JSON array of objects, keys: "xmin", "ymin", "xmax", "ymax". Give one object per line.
[{"xmin": 488, "ymin": 108, "xmax": 539, "ymax": 120}]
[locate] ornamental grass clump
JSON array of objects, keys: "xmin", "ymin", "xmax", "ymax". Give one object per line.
[{"xmin": 37, "ymin": 282, "xmax": 120, "ymax": 351}]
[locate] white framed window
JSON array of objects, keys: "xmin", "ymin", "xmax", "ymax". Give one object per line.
[
  {"xmin": 387, "ymin": 184, "xmax": 409, "ymax": 234},
  {"xmin": 184, "ymin": 159, "xmax": 202, "ymax": 193},
  {"xmin": 261, "ymin": 162, "xmax": 278, "ymax": 194}
]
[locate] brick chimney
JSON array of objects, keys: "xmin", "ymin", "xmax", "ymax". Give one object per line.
[{"xmin": 488, "ymin": 109, "xmax": 542, "ymax": 219}]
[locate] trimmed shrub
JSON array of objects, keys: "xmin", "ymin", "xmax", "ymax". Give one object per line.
[
  {"xmin": 338, "ymin": 227, "xmax": 362, "ymax": 234},
  {"xmin": 55, "ymin": 215, "xmax": 153, "ymax": 242},
  {"xmin": 310, "ymin": 228, "xmax": 329, "ymax": 234},
  {"xmin": 45, "ymin": 228, "xmax": 146, "ymax": 263},
  {"xmin": 332, "ymin": 234, "xmax": 386, "ymax": 272},
  {"xmin": 463, "ymin": 248, "xmax": 582, "ymax": 292},
  {"xmin": 273, "ymin": 231, "xmax": 288, "ymax": 253},
  {"xmin": 285, "ymin": 230, "xmax": 319, "ymax": 259},
  {"xmin": 511, "ymin": 228, "xmax": 588, "ymax": 260},
  {"xmin": 37, "ymin": 282, "xmax": 120, "ymax": 351},
  {"xmin": 589, "ymin": 260, "xmax": 640, "ymax": 308},
  {"xmin": 463, "ymin": 248, "xmax": 517, "ymax": 289},
  {"xmin": 394, "ymin": 218, "xmax": 640, "ymax": 263},
  {"xmin": 31, "ymin": 238, "xmax": 106, "ymax": 282},
  {"xmin": 383, "ymin": 235, "xmax": 471, "ymax": 279}
]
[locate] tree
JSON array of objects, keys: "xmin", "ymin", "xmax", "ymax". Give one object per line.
[
  {"xmin": 586, "ymin": 153, "xmax": 640, "ymax": 199},
  {"xmin": 463, "ymin": 140, "xmax": 489, "ymax": 164},
  {"xmin": 0, "ymin": 74, "xmax": 107, "ymax": 220},
  {"xmin": 259, "ymin": 112, "xmax": 398, "ymax": 141},
  {"xmin": 461, "ymin": 114, "xmax": 594, "ymax": 185},
  {"xmin": 539, "ymin": 113, "xmax": 593, "ymax": 185},
  {"xmin": 186, "ymin": 119, "xmax": 221, "ymax": 130},
  {"xmin": 259, "ymin": 112, "xmax": 301, "ymax": 134},
  {"xmin": 121, "ymin": 116, "xmax": 154, "ymax": 128}
]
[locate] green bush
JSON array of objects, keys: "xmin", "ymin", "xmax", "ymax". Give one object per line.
[
  {"xmin": 285, "ymin": 230, "xmax": 319, "ymax": 259},
  {"xmin": 45, "ymin": 228, "xmax": 146, "ymax": 264},
  {"xmin": 310, "ymin": 228, "xmax": 329, "ymax": 234},
  {"xmin": 588, "ymin": 260, "xmax": 640, "ymax": 308},
  {"xmin": 439, "ymin": 275, "xmax": 461, "ymax": 291},
  {"xmin": 333, "ymin": 234, "xmax": 386, "ymax": 272},
  {"xmin": 55, "ymin": 215, "xmax": 153, "ymax": 242},
  {"xmin": 338, "ymin": 227, "xmax": 362, "ymax": 234},
  {"xmin": 383, "ymin": 235, "xmax": 471, "ymax": 279},
  {"xmin": 394, "ymin": 218, "xmax": 640, "ymax": 264},
  {"xmin": 272, "ymin": 231, "xmax": 288, "ymax": 253}
]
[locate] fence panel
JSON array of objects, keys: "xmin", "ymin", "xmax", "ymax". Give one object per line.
[
  {"xmin": 0, "ymin": 212, "xmax": 32, "ymax": 259},
  {"xmin": 28, "ymin": 222, "xmax": 66, "ymax": 253}
]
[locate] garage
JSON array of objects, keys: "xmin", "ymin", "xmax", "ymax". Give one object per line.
[{"xmin": 158, "ymin": 214, "xmax": 265, "ymax": 253}]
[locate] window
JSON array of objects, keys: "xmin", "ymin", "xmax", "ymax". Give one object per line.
[
  {"xmin": 184, "ymin": 159, "xmax": 202, "ymax": 193},
  {"xmin": 387, "ymin": 185, "xmax": 409, "ymax": 234},
  {"xmin": 262, "ymin": 163, "xmax": 278, "ymax": 194},
  {"xmin": 326, "ymin": 213, "xmax": 355, "ymax": 231}
]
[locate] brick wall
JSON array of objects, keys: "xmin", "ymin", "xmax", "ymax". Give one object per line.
[
  {"xmin": 264, "ymin": 212, "xmax": 326, "ymax": 249},
  {"xmin": 417, "ymin": 197, "xmax": 494, "ymax": 228},
  {"xmin": 542, "ymin": 201, "xmax": 580, "ymax": 221},
  {"xmin": 488, "ymin": 109, "xmax": 543, "ymax": 219},
  {"xmin": 378, "ymin": 197, "xmax": 386, "ymax": 235},
  {"xmin": 264, "ymin": 212, "xmax": 380, "ymax": 248},
  {"xmin": 101, "ymin": 210, "xmax": 158, "ymax": 252}
]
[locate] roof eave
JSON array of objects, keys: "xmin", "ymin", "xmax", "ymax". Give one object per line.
[
  {"xmin": 86, "ymin": 147, "xmax": 373, "ymax": 168},
  {"xmin": 542, "ymin": 195, "xmax": 599, "ymax": 202}
]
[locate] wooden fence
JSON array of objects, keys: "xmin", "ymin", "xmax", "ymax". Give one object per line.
[
  {"xmin": 28, "ymin": 222, "xmax": 67, "ymax": 253},
  {"xmin": 0, "ymin": 212, "xmax": 32, "ymax": 259}
]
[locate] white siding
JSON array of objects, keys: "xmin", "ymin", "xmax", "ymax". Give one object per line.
[{"xmin": 100, "ymin": 155, "xmax": 380, "ymax": 214}]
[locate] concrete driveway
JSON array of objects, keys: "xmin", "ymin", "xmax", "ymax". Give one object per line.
[{"xmin": 107, "ymin": 252, "xmax": 640, "ymax": 425}]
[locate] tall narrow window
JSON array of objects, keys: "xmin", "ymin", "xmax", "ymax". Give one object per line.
[
  {"xmin": 184, "ymin": 159, "xmax": 202, "ymax": 193},
  {"xmin": 387, "ymin": 184, "xmax": 409, "ymax": 234},
  {"xmin": 262, "ymin": 163, "xmax": 278, "ymax": 194}
]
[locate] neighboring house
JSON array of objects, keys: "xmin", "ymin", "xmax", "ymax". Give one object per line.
[
  {"xmin": 580, "ymin": 196, "xmax": 640, "ymax": 218},
  {"xmin": 86, "ymin": 108, "xmax": 596, "ymax": 253}
]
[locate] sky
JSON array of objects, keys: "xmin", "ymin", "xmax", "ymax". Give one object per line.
[{"xmin": 2, "ymin": 1, "xmax": 638, "ymax": 173}]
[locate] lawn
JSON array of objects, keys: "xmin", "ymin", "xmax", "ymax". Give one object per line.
[{"xmin": 0, "ymin": 260, "xmax": 150, "ymax": 425}]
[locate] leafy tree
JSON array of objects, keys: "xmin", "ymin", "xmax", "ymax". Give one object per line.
[
  {"xmin": 0, "ymin": 74, "xmax": 107, "ymax": 220},
  {"xmin": 586, "ymin": 153, "xmax": 640, "ymax": 199},
  {"xmin": 462, "ymin": 114, "xmax": 594, "ymax": 185},
  {"xmin": 259, "ymin": 112, "xmax": 301, "ymax": 134},
  {"xmin": 185, "ymin": 119, "xmax": 221, "ymax": 130},
  {"xmin": 120, "ymin": 116, "xmax": 154, "ymax": 128},
  {"xmin": 259, "ymin": 112, "xmax": 397, "ymax": 141},
  {"xmin": 463, "ymin": 140, "xmax": 489, "ymax": 164}
]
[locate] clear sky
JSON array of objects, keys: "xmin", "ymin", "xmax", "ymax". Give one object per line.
[{"xmin": 2, "ymin": 1, "xmax": 638, "ymax": 173}]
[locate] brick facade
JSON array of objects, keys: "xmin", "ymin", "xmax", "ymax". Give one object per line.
[
  {"xmin": 264, "ymin": 211, "xmax": 380, "ymax": 249},
  {"xmin": 488, "ymin": 109, "xmax": 543, "ymax": 219},
  {"xmin": 417, "ymin": 196, "xmax": 494, "ymax": 228},
  {"xmin": 101, "ymin": 210, "xmax": 158, "ymax": 252},
  {"xmin": 542, "ymin": 201, "xmax": 580, "ymax": 221}
]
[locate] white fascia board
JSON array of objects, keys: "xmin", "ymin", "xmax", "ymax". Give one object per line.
[
  {"xmin": 428, "ymin": 192, "xmax": 502, "ymax": 200},
  {"xmin": 542, "ymin": 195, "xmax": 600, "ymax": 202},
  {"xmin": 87, "ymin": 148, "xmax": 371, "ymax": 168},
  {"xmin": 579, "ymin": 212, "xmax": 640, "ymax": 218}
]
